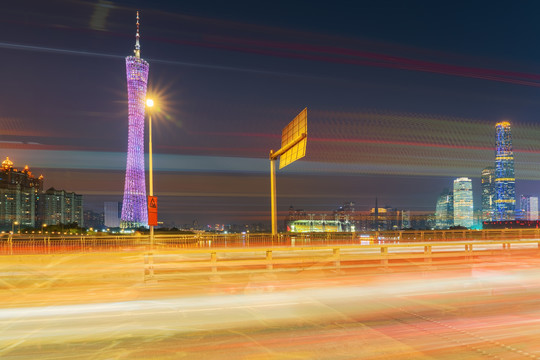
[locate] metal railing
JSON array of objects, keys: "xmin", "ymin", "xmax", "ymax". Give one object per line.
[
  {"xmin": 1, "ymin": 237, "xmax": 538, "ymax": 287},
  {"xmin": 145, "ymin": 239, "xmax": 540, "ymax": 281},
  {"xmin": 1, "ymin": 228, "xmax": 540, "ymax": 255}
]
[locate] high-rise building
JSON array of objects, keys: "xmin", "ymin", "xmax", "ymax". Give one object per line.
[
  {"xmin": 481, "ymin": 167, "xmax": 496, "ymax": 221},
  {"xmin": 435, "ymin": 188, "xmax": 453, "ymax": 229},
  {"xmin": 121, "ymin": 11, "xmax": 149, "ymax": 229},
  {"xmin": 104, "ymin": 201, "xmax": 122, "ymax": 228},
  {"xmin": 84, "ymin": 210, "xmax": 105, "ymax": 230},
  {"xmin": 453, "ymin": 177, "xmax": 473, "ymax": 228},
  {"xmin": 494, "ymin": 121, "xmax": 515, "ymax": 220},
  {"xmin": 0, "ymin": 157, "xmax": 43, "ymax": 230},
  {"xmin": 401, "ymin": 210, "xmax": 411, "ymax": 229},
  {"xmin": 41, "ymin": 187, "xmax": 83, "ymax": 227},
  {"xmin": 519, "ymin": 195, "xmax": 538, "ymax": 221}
]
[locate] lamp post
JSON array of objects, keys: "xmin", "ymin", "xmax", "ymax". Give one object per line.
[
  {"xmin": 42, "ymin": 223, "xmax": 47, "ymax": 234},
  {"xmin": 147, "ymin": 98, "xmax": 155, "ymax": 248},
  {"xmin": 12, "ymin": 221, "xmax": 19, "ymax": 234}
]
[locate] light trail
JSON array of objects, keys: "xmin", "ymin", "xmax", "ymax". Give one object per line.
[
  {"xmin": 1, "ymin": 247, "xmax": 540, "ymax": 359},
  {"xmin": 0, "ymin": 41, "xmax": 308, "ymax": 78}
]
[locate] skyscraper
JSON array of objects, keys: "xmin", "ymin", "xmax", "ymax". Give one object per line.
[
  {"xmin": 453, "ymin": 177, "xmax": 473, "ymax": 228},
  {"xmin": 435, "ymin": 188, "xmax": 453, "ymax": 229},
  {"xmin": 41, "ymin": 187, "xmax": 84, "ymax": 227},
  {"xmin": 494, "ymin": 121, "xmax": 515, "ymax": 220},
  {"xmin": 519, "ymin": 195, "xmax": 538, "ymax": 221},
  {"xmin": 121, "ymin": 11, "xmax": 149, "ymax": 229},
  {"xmin": 104, "ymin": 202, "xmax": 122, "ymax": 228},
  {"xmin": 0, "ymin": 157, "xmax": 43, "ymax": 230},
  {"xmin": 481, "ymin": 167, "xmax": 496, "ymax": 221}
]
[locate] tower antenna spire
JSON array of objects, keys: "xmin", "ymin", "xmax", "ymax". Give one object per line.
[{"xmin": 134, "ymin": 10, "xmax": 140, "ymax": 58}]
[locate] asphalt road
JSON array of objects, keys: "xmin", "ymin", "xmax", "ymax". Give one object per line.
[{"xmin": 1, "ymin": 250, "xmax": 540, "ymax": 359}]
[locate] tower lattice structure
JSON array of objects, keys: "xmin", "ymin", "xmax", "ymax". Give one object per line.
[{"xmin": 121, "ymin": 11, "xmax": 149, "ymax": 228}]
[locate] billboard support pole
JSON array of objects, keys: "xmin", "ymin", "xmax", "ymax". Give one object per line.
[
  {"xmin": 270, "ymin": 151, "xmax": 277, "ymax": 237},
  {"xmin": 268, "ymin": 108, "xmax": 307, "ymax": 240},
  {"xmin": 269, "ymin": 133, "xmax": 307, "ymax": 238}
]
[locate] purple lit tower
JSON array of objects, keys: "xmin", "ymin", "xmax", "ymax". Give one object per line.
[{"xmin": 121, "ymin": 11, "xmax": 149, "ymax": 229}]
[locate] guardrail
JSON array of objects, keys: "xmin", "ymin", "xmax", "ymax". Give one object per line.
[
  {"xmin": 1, "ymin": 228, "xmax": 540, "ymax": 255},
  {"xmin": 144, "ymin": 239, "xmax": 540, "ymax": 281},
  {"xmin": 1, "ymin": 239, "xmax": 538, "ymax": 287}
]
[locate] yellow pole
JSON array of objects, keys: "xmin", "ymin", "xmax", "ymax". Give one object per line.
[
  {"xmin": 270, "ymin": 152, "xmax": 277, "ymax": 237},
  {"xmin": 268, "ymin": 133, "xmax": 305, "ymax": 239},
  {"xmin": 148, "ymin": 111, "xmax": 154, "ymax": 248}
]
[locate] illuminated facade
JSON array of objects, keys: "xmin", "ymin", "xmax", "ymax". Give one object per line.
[
  {"xmin": 435, "ymin": 188, "xmax": 453, "ymax": 229},
  {"xmin": 481, "ymin": 167, "xmax": 496, "ymax": 221},
  {"xmin": 0, "ymin": 157, "xmax": 43, "ymax": 230},
  {"xmin": 453, "ymin": 177, "xmax": 473, "ymax": 228},
  {"xmin": 121, "ymin": 11, "xmax": 149, "ymax": 228},
  {"xmin": 494, "ymin": 122, "xmax": 515, "ymax": 220},
  {"xmin": 519, "ymin": 195, "xmax": 538, "ymax": 221},
  {"xmin": 41, "ymin": 187, "xmax": 84, "ymax": 227},
  {"xmin": 104, "ymin": 201, "xmax": 122, "ymax": 228}
]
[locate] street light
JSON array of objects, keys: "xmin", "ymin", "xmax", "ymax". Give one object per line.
[
  {"xmin": 147, "ymin": 98, "xmax": 155, "ymax": 248},
  {"xmin": 42, "ymin": 223, "xmax": 47, "ymax": 234},
  {"xmin": 11, "ymin": 221, "xmax": 19, "ymax": 235}
]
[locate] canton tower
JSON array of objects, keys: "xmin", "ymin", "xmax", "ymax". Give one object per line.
[{"xmin": 121, "ymin": 11, "xmax": 149, "ymax": 228}]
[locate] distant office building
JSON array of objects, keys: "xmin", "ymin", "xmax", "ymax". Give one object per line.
[
  {"xmin": 481, "ymin": 167, "xmax": 496, "ymax": 221},
  {"xmin": 41, "ymin": 187, "xmax": 83, "ymax": 226},
  {"xmin": 435, "ymin": 188, "xmax": 453, "ymax": 229},
  {"xmin": 104, "ymin": 202, "xmax": 122, "ymax": 228},
  {"xmin": 494, "ymin": 122, "xmax": 515, "ymax": 220},
  {"xmin": 0, "ymin": 157, "xmax": 43, "ymax": 230},
  {"xmin": 369, "ymin": 206, "xmax": 404, "ymax": 230},
  {"xmin": 84, "ymin": 210, "xmax": 104, "ymax": 229},
  {"xmin": 453, "ymin": 177, "xmax": 473, "ymax": 228},
  {"xmin": 519, "ymin": 195, "xmax": 538, "ymax": 221},
  {"xmin": 473, "ymin": 209, "xmax": 484, "ymax": 229},
  {"xmin": 401, "ymin": 210, "xmax": 411, "ymax": 229}
]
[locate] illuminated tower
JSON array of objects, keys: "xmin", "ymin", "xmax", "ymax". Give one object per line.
[
  {"xmin": 453, "ymin": 177, "xmax": 473, "ymax": 228},
  {"xmin": 494, "ymin": 122, "xmax": 515, "ymax": 220},
  {"xmin": 435, "ymin": 188, "xmax": 453, "ymax": 229},
  {"xmin": 519, "ymin": 195, "xmax": 538, "ymax": 221},
  {"xmin": 121, "ymin": 11, "xmax": 149, "ymax": 229},
  {"xmin": 481, "ymin": 166, "xmax": 495, "ymax": 221}
]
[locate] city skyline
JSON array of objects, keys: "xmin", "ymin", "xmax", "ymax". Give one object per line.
[{"xmin": 3, "ymin": 1, "xmax": 540, "ymax": 224}]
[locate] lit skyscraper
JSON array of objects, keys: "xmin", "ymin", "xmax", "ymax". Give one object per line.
[
  {"xmin": 520, "ymin": 195, "xmax": 538, "ymax": 221},
  {"xmin": 494, "ymin": 121, "xmax": 515, "ymax": 220},
  {"xmin": 435, "ymin": 188, "xmax": 453, "ymax": 229},
  {"xmin": 453, "ymin": 177, "xmax": 473, "ymax": 228},
  {"xmin": 481, "ymin": 166, "xmax": 496, "ymax": 221},
  {"xmin": 121, "ymin": 11, "xmax": 149, "ymax": 229},
  {"xmin": 104, "ymin": 202, "xmax": 122, "ymax": 228}
]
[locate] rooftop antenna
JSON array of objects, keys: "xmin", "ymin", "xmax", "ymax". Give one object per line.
[{"xmin": 134, "ymin": 11, "xmax": 140, "ymax": 58}]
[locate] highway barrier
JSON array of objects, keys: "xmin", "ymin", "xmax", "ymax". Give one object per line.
[{"xmin": 1, "ymin": 238, "xmax": 539, "ymax": 290}]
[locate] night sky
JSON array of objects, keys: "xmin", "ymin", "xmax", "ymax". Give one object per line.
[{"xmin": 2, "ymin": 0, "xmax": 540, "ymax": 226}]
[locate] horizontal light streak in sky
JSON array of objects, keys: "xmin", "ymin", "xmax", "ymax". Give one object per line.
[
  {"xmin": 0, "ymin": 41, "xmax": 306, "ymax": 78},
  {"xmin": 3, "ymin": 147, "xmax": 540, "ymax": 180},
  {"xmin": 207, "ymin": 35, "xmax": 540, "ymax": 87}
]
